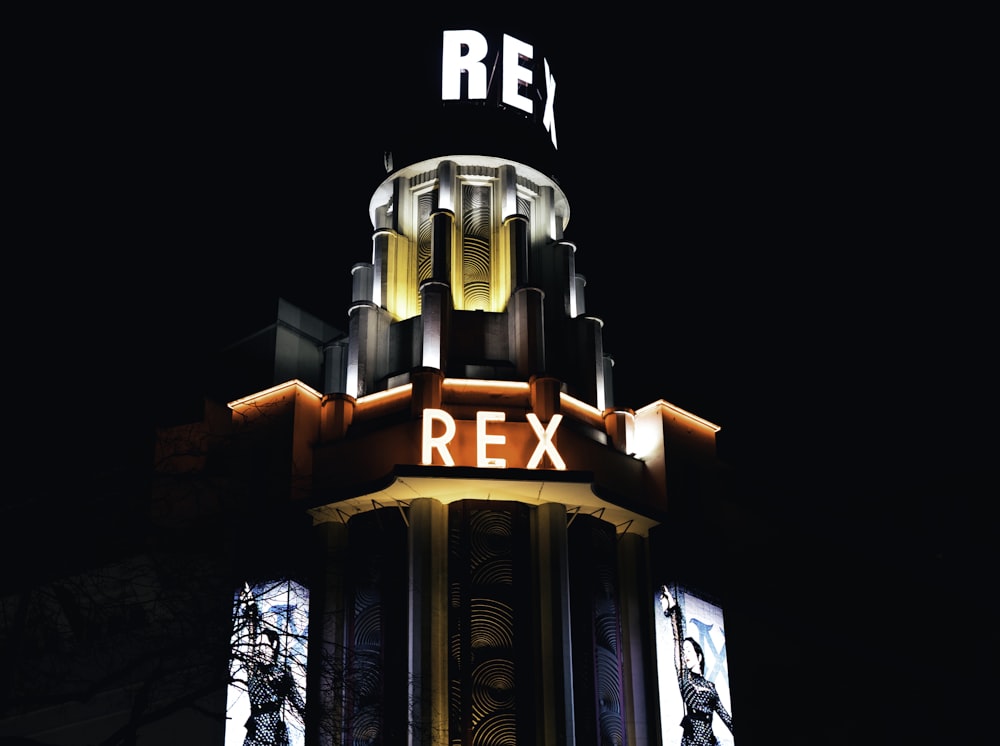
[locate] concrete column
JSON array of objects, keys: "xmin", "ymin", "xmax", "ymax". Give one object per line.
[
  {"xmin": 320, "ymin": 393, "xmax": 355, "ymax": 441},
  {"xmin": 371, "ymin": 228, "xmax": 395, "ymax": 308},
  {"xmin": 410, "ymin": 368, "xmax": 444, "ymax": 419},
  {"xmin": 617, "ymin": 532, "xmax": 656, "ymax": 746},
  {"xmin": 347, "ymin": 301, "xmax": 384, "ymax": 398},
  {"xmin": 573, "ymin": 273, "xmax": 586, "ymax": 318},
  {"xmin": 312, "ymin": 521, "xmax": 350, "ymax": 745},
  {"xmin": 352, "ymin": 262, "xmax": 374, "ymax": 303},
  {"xmin": 602, "ymin": 408, "xmax": 635, "ymax": 455},
  {"xmin": 530, "ymin": 375, "xmax": 562, "ymax": 423},
  {"xmin": 538, "ymin": 239, "xmax": 575, "ymax": 318},
  {"xmin": 602, "ymin": 354, "xmax": 615, "ymax": 411},
  {"xmin": 419, "ymin": 281, "xmax": 451, "ymax": 371},
  {"xmin": 322, "ymin": 339, "xmax": 348, "ymax": 396},
  {"xmin": 430, "ymin": 211, "xmax": 453, "ymax": 283},
  {"xmin": 535, "ymin": 502, "xmax": 576, "ymax": 746},
  {"xmin": 508, "ymin": 286, "xmax": 546, "ymax": 378},
  {"xmin": 507, "ymin": 215, "xmax": 531, "ymax": 288},
  {"xmin": 408, "ymin": 498, "xmax": 449, "ymax": 746},
  {"xmin": 572, "ymin": 315, "xmax": 607, "ymax": 411}
]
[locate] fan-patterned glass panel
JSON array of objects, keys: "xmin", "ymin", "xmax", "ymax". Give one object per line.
[
  {"xmin": 462, "ymin": 184, "xmax": 492, "ymax": 311},
  {"xmin": 343, "ymin": 509, "xmax": 409, "ymax": 745},
  {"xmin": 516, "ymin": 194, "xmax": 531, "ymax": 223},
  {"xmin": 449, "ymin": 502, "xmax": 530, "ymax": 745},
  {"xmin": 569, "ymin": 515, "xmax": 627, "ymax": 746},
  {"xmin": 416, "ymin": 190, "xmax": 435, "ymax": 313}
]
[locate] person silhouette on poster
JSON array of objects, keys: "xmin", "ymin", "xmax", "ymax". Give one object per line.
[
  {"xmin": 660, "ymin": 586, "xmax": 734, "ymax": 746},
  {"xmin": 243, "ymin": 628, "xmax": 305, "ymax": 746}
]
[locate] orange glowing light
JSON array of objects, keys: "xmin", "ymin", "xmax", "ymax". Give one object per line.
[{"xmin": 227, "ymin": 379, "xmax": 322, "ymax": 410}]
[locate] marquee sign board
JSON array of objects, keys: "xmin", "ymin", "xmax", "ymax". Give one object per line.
[{"xmin": 421, "ymin": 408, "xmax": 566, "ymax": 470}]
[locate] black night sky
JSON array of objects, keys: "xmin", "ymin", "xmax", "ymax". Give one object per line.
[{"xmin": 13, "ymin": 8, "xmax": 994, "ymax": 744}]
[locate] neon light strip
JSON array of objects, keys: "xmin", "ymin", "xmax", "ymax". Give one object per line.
[
  {"xmin": 559, "ymin": 392, "xmax": 601, "ymax": 417},
  {"xmin": 443, "ymin": 379, "xmax": 531, "ymax": 392},
  {"xmin": 635, "ymin": 399, "xmax": 721, "ymax": 433},
  {"xmin": 357, "ymin": 383, "xmax": 413, "ymax": 405},
  {"xmin": 227, "ymin": 379, "xmax": 322, "ymax": 409}
]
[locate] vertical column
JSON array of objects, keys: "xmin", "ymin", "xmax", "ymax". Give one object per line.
[
  {"xmin": 508, "ymin": 287, "xmax": 545, "ymax": 378},
  {"xmin": 320, "ymin": 392, "xmax": 354, "ymax": 441},
  {"xmin": 534, "ymin": 502, "xmax": 577, "ymax": 746},
  {"xmin": 573, "ymin": 273, "xmax": 587, "ymax": 318},
  {"xmin": 310, "ymin": 521, "xmax": 349, "ymax": 744},
  {"xmin": 408, "ymin": 498, "xmax": 449, "ymax": 746},
  {"xmin": 507, "ymin": 215, "xmax": 531, "ymax": 289},
  {"xmin": 371, "ymin": 229, "xmax": 393, "ymax": 309},
  {"xmin": 421, "ymin": 195, "xmax": 454, "ymax": 370},
  {"xmin": 410, "ymin": 368, "xmax": 443, "ymax": 419},
  {"xmin": 372, "ymin": 177, "xmax": 401, "ymax": 310},
  {"xmin": 568, "ymin": 515, "xmax": 627, "ymax": 745},
  {"xmin": 420, "ymin": 280, "xmax": 452, "ymax": 371},
  {"xmin": 436, "ymin": 160, "xmax": 456, "ymax": 213},
  {"xmin": 346, "ymin": 302, "xmax": 377, "ymax": 398},
  {"xmin": 430, "ymin": 210, "xmax": 452, "ymax": 284},
  {"xmin": 530, "ymin": 375, "xmax": 562, "ymax": 423},
  {"xmin": 602, "ymin": 355, "xmax": 615, "ymax": 412},
  {"xmin": 352, "ymin": 262, "xmax": 374, "ymax": 303},
  {"xmin": 347, "ymin": 261, "xmax": 386, "ymax": 398},
  {"xmin": 572, "ymin": 315, "xmax": 607, "ymax": 411},
  {"xmin": 532, "ymin": 239, "xmax": 575, "ymax": 318},
  {"xmin": 617, "ymin": 532, "xmax": 657, "ymax": 746},
  {"xmin": 322, "ymin": 338, "xmax": 348, "ymax": 396},
  {"xmin": 501, "ymin": 164, "xmax": 530, "ymax": 290},
  {"xmin": 602, "ymin": 407, "xmax": 635, "ymax": 456}
]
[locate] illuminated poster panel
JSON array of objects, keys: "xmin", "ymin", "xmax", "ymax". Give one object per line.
[
  {"xmin": 226, "ymin": 580, "xmax": 309, "ymax": 746},
  {"xmin": 655, "ymin": 584, "xmax": 735, "ymax": 746}
]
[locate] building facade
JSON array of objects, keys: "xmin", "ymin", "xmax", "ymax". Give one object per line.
[{"xmin": 2, "ymin": 25, "xmax": 740, "ymax": 746}]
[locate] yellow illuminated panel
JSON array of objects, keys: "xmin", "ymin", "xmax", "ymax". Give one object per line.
[{"xmin": 443, "ymin": 378, "xmax": 530, "ymax": 393}]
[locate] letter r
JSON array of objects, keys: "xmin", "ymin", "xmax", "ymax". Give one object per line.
[
  {"xmin": 422, "ymin": 408, "xmax": 457, "ymax": 466},
  {"xmin": 442, "ymin": 30, "xmax": 489, "ymax": 101}
]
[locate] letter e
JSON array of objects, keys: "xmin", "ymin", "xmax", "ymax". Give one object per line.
[{"xmin": 501, "ymin": 33, "xmax": 533, "ymax": 114}]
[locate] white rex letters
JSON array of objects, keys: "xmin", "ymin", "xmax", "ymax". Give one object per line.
[
  {"xmin": 441, "ymin": 29, "xmax": 557, "ymax": 149},
  {"xmin": 421, "ymin": 409, "xmax": 566, "ymax": 470}
]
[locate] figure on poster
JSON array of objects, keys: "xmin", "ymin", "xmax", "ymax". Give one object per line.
[
  {"xmin": 242, "ymin": 628, "xmax": 306, "ymax": 746},
  {"xmin": 660, "ymin": 586, "xmax": 734, "ymax": 746}
]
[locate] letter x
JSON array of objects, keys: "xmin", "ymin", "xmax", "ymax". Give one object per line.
[
  {"xmin": 543, "ymin": 59, "xmax": 557, "ymax": 149},
  {"xmin": 690, "ymin": 617, "xmax": 729, "ymax": 687},
  {"xmin": 526, "ymin": 413, "xmax": 565, "ymax": 470}
]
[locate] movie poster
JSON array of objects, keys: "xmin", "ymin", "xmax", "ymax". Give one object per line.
[
  {"xmin": 655, "ymin": 584, "xmax": 734, "ymax": 746},
  {"xmin": 225, "ymin": 580, "xmax": 309, "ymax": 746}
]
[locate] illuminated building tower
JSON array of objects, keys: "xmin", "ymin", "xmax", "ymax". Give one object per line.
[
  {"xmin": 0, "ymin": 24, "xmax": 737, "ymax": 746},
  {"xmin": 195, "ymin": 28, "xmax": 737, "ymax": 746}
]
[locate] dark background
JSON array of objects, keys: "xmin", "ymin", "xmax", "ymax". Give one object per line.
[{"xmin": 14, "ymin": 8, "xmax": 993, "ymax": 743}]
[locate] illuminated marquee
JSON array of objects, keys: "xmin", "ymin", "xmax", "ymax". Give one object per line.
[
  {"xmin": 441, "ymin": 29, "xmax": 558, "ymax": 149},
  {"xmin": 421, "ymin": 408, "xmax": 566, "ymax": 470}
]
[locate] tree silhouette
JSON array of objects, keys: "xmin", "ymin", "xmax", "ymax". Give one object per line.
[{"xmin": 0, "ymin": 402, "xmax": 414, "ymax": 745}]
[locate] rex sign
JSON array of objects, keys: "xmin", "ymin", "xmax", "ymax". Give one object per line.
[
  {"xmin": 441, "ymin": 29, "xmax": 558, "ymax": 149},
  {"xmin": 421, "ymin": 408, "xmax": 566, "ymax": 470}
]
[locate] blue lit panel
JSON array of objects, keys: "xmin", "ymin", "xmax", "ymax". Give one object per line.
[
  {"xmin": 655, "ymin": 584, "xmax": 734, "ymax": 746},
  {"xmin": 226, "ymin": 580, "xmax": 309, "ymax": 746}
]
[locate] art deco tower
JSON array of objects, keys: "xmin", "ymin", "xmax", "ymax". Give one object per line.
[{"xmin": 196, "ymin": 25, "xmax": 731, "ymax": 746}]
